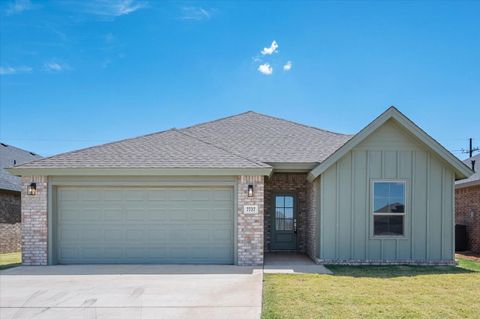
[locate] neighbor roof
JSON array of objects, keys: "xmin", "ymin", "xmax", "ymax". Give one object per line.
[
  {"xmin": 9, "ymin": 111, "xmax": 351, "ymax": 175},
  {"xmin": 456, "ymin": 153, "xmax": 480, "ymax": 188},
  {"xmin": 0, "ymin": 143, "xmax": 42, "ymax": 192}
]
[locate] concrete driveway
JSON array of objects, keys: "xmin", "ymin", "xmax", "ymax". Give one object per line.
[{"xmin": 0, "ymin": 265, "xmax": 263, "ymax": 319}]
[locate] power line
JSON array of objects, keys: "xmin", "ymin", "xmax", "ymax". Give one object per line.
[{"xmin": 459, "ymin": 138, "xmax": 480, "ymax": 158}]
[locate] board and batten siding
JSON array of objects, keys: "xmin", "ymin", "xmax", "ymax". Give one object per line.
[{"xmin": 318, "ymin": 119, "xmax": 455, "ymax": 263}]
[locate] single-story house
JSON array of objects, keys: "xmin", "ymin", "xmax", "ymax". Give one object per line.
[
  {"xmin": 8, "ymin": 107, "xmax": 473, "ymax": 266},
  {"xmin": 455, "ymin": 153, "xmax": 480, "ymax": 254},
  {"xmin": 0, "ymin": 143, "xmax": 42, "ymax": 253}
]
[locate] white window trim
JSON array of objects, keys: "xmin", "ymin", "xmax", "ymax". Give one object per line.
[{"xmin": 370, "ymin": 179, "xmax": 407, "ymax": 239}]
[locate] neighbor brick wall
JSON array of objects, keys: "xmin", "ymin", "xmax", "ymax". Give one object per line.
[
  {"xmin": 237, "ymin": 175, "xmax": 264, "ymax": 266},
  {"xmin": 305, "ymin": 177, "xmax": 319, "ymax": 260},
  {"xmin": 0, "ymin": 190, "xmax": 21, "ymax": 253},
  {"xmin": 456, "ymin": 185, "xmax": 480, "ymax": 254},
  {"xmin": 264, "ymin": 173, "xmax": 308, "ymax": 252},
  {"xmin": 21, "ymin": 176, "xmax": 48, "ymax": 265}
]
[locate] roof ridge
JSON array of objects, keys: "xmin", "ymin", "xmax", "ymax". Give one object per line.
[
  {"xmin": 12, "ymin": 128, "xmax": 175, "ymax": 169},
  {"xmin": 181, "ymin": 110, "xmax": 352, "ymax": 137},
  {"xmin": 244, "ymin": 111, "xmax": 353, "ymax": 136},
  {"xmin": 180, "ymin": 111, "xmax": 255, "ymax": 131},
  {"xmin": 174, "ymin": 129, "xmax": 270, "ymax": 168}
]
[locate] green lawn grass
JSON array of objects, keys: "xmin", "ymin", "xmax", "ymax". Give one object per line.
[
  {"xmin": 262, "ymin": 258, "xmax": 480, "ymax": 319},
  {"xmin": 456, "ymin": 256, "xmax": 480, "ymax": 272},
  {"xmin": 0, "ymin": 252, "xmax": 21, "ymax": 270}
]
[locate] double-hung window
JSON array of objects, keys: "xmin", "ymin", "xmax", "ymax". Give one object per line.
[{"xmin": 372, "ymin": 181, "xmax": 406, "ymax": 236}]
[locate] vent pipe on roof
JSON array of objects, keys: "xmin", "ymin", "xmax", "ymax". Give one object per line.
[{"xmin": 472, "ymin": 160, "xmax": 476, "ymax": 172}]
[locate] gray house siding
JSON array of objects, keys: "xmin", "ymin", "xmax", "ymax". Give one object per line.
[{"xmin": 318, "ymin": 120, "xmax": 455, "ymax": 264}]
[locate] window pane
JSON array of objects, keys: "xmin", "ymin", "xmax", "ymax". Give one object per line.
[
  {"xmin": 374, "ymin": 196, "xmax": 390, "ymax": 213},
  {"xmin": 276, "ymin": 208, "xmax": 284, "ymax": 219},
  {"xmin": 275, "ymin": 196, "xmax": 284, "ymax": 208},
  {"xmin": 389, "ymin": 183, "xmax": 404, "ymax": 198},
  {"xmin": 284, "ymin": 219, "xmax": 293, "ymax": 230},
  {"xmin": 374, "ymin": 215, "xmax": 404, "ymax": 236},
  {"xmin": 284, "ymin": 196, "xmax": 293, "ymax": 208},
  {"xmin": 284, "ymin": 208, "xmax": 293, "ymax": 218},
  {"xmin": 276, "ymin": 218, "xmax": 285, "ymax": 231},
  {"xmin": 374, "ymin": 183, "xmax": 389, "ymax": 198},
  {"xmin": 389, "ymin": 202, "xmax": 404, "ymax": 213},
  {"xmin": 374, "ymin": 182, "xmax": 405, "ymax": 213}
]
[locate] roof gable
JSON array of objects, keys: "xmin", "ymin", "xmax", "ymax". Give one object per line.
[{"xmin": 307, "ymin": 107, "xmax": 473, "ymax": 182}]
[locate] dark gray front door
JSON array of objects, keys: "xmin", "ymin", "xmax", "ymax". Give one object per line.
[{"xmin": 271, "ymin": 195, "xmax": 297, "ymax": 250}]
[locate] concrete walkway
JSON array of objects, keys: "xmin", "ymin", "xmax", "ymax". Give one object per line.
[
  {"xmin": 0, "ymin": 265, "xmax": 263, "ymax": 319},
  {"xmin": 263, "ymin": 253, "xmax": 333, "ymax": 274}
]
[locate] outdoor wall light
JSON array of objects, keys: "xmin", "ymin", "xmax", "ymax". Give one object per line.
[
  {"xmin": 27, "ymin": 182, "xmax": 37, "ymax": 196},
  {"xmin": 247, "ymin": 184, "xmax": 254, "ymax": 197}
]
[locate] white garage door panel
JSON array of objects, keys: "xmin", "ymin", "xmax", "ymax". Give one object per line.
[{"xmin": 56, "ymin": 187, "xmax": 234, "ymax": 264}]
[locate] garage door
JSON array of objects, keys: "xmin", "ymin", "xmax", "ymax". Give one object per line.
[{"xmin": 56, "ymin": 187, "xmax": 234, "ymax": 264}]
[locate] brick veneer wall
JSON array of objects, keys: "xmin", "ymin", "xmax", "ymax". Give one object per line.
[
  {"xmin": 456, "ymin": 184, "xmax": 480, "ymax": 254},
  {"xmin": 305, "ymin": 177, "xmax": 319, "ymax": 260},
  {"xmin": 264, "ymin": 173, "xmax": 308, "ymax": 252},
  {"xmin": 0, "ymin": 190, "xmax": 22, "ymax": 253},
  {"xmin": 237, "ymin": 175, "xmax": 264, "ymax": 266},
  {"xmin": 20, "ymin": 175, "xmax": 266, "ymax": 266},
  {"xmin": 21, "ymin": 176, "xmax": 48, "ymax": 265}
]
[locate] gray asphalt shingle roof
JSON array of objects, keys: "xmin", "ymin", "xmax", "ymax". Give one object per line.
[
  {"xmin": 181, "ymin": 111, "xmax": 352, "ymax": 163},
  {"xmin": 12, "ymin": 111, "xmax": 352, "ymax": 170},
  {"xmin": 456, "ymin": 153, "xmax": 480, "ymax": 186},
  {"xmin": 0, "ymin": 143, "xmax": 42, "ymax": 191},
  {"xmin": 16, "ymin": 129, "xmax": 269, "ymax": 169}
]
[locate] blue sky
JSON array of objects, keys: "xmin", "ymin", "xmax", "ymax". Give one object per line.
[{"xmin": 1, "ymin": 0, "xmax": 479, "ymax": 159}]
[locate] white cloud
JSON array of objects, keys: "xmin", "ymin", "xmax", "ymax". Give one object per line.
[
  {"xmin": 258, "ymin": 63, "xmax": 273, "ymax": 75},
  {"xmin": 43, "ymin": 61, "xmax": 71, "ymax": 72},
  {"xmin": 0, "ymin": 65, "xmax": 32, "ymax": 75},
  {"xmin": 5, "ymin": 0, "xmax": 33, "ymax": 15},
  {"xmin": 80, "ymin": 0, "xmax": 147, "ymax": 17},
  {"xmin": 179, "ymin": 6, "xmax": 214, "ymax": 21},
  {"xmin": 261, "ymin": 41, "xmax": 279, "ymax": 55},
  {"xmin": 283, "ymin": 61, "xmax": 292, "ymax": 71}
]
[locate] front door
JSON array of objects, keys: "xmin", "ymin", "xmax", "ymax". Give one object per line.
[{"xmin": 271, "ymin": 195, "xmax": 297, "ymax": 250}]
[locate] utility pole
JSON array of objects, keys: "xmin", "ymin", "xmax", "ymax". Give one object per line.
[
  {"xmin": 465, "ymin": 138, "xmax": 479, "ymax": 158},
  {"xmin": 470, "ymin": 138, "xmax": 473, "ymax": 158}
]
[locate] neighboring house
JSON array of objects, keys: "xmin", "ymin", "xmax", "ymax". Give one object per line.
[
  {"xmin": 0, "ymin": 143, "xmax": 42, "ymax": 253},
  {"xmin": 455, "ymin": 153, "xmax": 480, "ymax": 254},
  {"xmin": 8, "ymin": 107, "xmax": 473, "ymax": 266}
]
